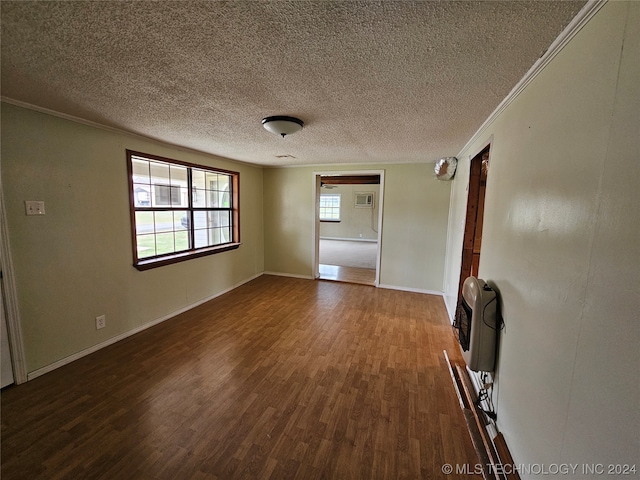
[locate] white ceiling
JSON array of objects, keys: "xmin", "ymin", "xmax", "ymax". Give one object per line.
[{"xmin": 1, "ymin": 1, "xmax": 586, "ymax": 167}]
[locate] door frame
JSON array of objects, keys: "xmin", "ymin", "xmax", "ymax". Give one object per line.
[
  {"xmin": 0, "ymin": 183, "xmax": 27, "ymax": 385},
  {"xmin": 456, "ymin": 144, "xmax": 490, "ymax": 305},
  {"xmin": 312, "ymin": 169, "xmax": 385, "ymax": 286}
]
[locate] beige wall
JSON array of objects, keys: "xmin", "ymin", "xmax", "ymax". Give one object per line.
[
  {"xmin": 264, "ymin": 164, "xmax": 451, "ymax": 292},
  {"xmin": 1, "ymin": 103, "xmax": 264, "ymax": 373},
  {"xmin": 443, "ymin": 1, "xmax": 639, "ymax": 473}
]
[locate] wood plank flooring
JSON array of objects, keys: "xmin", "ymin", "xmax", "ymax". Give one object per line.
[{"xmin": 1, "ymin": 275, "xmax": 480, "ymax": 479}]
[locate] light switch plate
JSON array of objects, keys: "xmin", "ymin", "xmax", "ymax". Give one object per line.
[{"xmin": 25, "ymin": 201, "xmax": 45, "ymax": 215}]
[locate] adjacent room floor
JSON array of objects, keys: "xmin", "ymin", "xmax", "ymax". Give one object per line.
[
  {"xmin": 319, "ymin": 239, "xmax": 377, "ymax": 285},
  {"xmin": 1, "ymin": 275, "xmax": 480, "ymax": 479}
]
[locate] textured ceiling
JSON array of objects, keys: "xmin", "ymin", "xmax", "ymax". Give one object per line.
[{"xmin": 1, "ymin": 1, "xmax": 586, "ymax": 167}]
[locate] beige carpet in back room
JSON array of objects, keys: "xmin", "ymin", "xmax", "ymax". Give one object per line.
[{"xmin": 319, "ymin": 239, "xmax": 377, "ymax": 269}]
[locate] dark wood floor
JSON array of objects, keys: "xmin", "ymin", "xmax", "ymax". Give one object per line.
[{"xmin": 1, "ymin": 275, "xmax": 480, "ymax": 479}]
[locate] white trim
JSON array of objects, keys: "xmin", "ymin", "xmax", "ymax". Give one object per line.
[
  {"xmin": 319, "ymin": 236, "xmax": 377, "ymax": 243},
  {"xmin": 0, "ymin": 182, "xmax": 28, "ymax": 384},
  {"xmin": 27, "ymin": 272, "xmax": 263, "ymax": 381},
  {"xmin": 444, "ymin": 296, "xmax": 456, "ymax": 325},
  {"xmin": 456, "ymin": 0, "xmax": 608, "ymax": 159},
  {"xmin": 377, "ymin": 284, "xmax": 444, "ymax": 297},
  {"xmin": 265, "ymin": 160, "xmax": 435, "ymax": 170},
  {"xmin": 263, "ymin": 271, "xmax": 315, "ymax": 280}
]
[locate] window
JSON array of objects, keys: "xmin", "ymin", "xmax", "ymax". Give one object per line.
[
  {"xmin": 319, "ymin": 194, "xmax": 341, "ymax": 221},
  {"xmin": 155, "ymin": 184, "xmax": 181, "ymax": 206},
  {"xmin": 127, "ymin": 150, "xmax": 240, "ymax": 270}
]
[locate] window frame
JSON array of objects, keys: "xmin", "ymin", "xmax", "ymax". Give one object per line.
[
  {"xmin": 319, "ymin": 193, "xmax": 341, "ymax": 222},
  {"xmin": 126, "ymin": 150, "xmax": 240, "ymax": 271}
]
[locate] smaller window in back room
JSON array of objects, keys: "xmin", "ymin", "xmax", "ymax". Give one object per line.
[
  {"xmin": 126, "ymin": 150, "xmax": 240, "ymax": 270},
  {"xmin": 319, "ymin": 194, "xmax": 341, "ymax": 222}
]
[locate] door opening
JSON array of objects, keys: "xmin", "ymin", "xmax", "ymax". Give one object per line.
[
  {"xmin": 313, "ymin": 171, "xmax": 384, "ymax": 286},
  {"xmin": 457, "ymin": 146, "xmax": 490, "ymax": 305},
  {"xmin": 1, "ymin": 276, "xmax": 15, "ymax": 388}
]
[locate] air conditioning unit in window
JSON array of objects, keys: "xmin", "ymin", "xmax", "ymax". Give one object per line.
[{"xmin": 355, "ymin": 193, "xmax": 374, "ymax": 208}]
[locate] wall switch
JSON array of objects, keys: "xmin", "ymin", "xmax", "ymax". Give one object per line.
[
  {"xmin": 96, "ymin": 315, "xmax": 106, "ymax": 330},
  {"xmin": 25, "ymin": 201, "xmax": 45, "ymax": 215}
]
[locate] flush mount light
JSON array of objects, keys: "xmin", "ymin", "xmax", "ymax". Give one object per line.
[{"xmin": 262, "ymin": 116, "xmax": 304, "ymax": 138}]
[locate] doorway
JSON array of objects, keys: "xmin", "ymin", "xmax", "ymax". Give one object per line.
[
  {"xmin": 0, "ymin": 189, "xmax": 26, "ymax": 387},
  {"xmin": 1, "ymin": 281, "xmax": 15, "ymax": 388},
  {"xmin": 313, "ymin": 171, "xmax": 384, "ymax": 286},
  {"xmin": 457, "ymin": 146, "xmax": 490, "ymax": 304}
]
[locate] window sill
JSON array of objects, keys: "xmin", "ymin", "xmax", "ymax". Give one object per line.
[
  {"xmin": 134, "ymin": 243, "xmax": 241, "ymax": 271},
  {"xmin": 320, "ymin": 220, "xmax": 341, "ymax": 223}
]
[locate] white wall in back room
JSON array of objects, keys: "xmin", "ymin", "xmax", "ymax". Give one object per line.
[{"xmin": 319, "ymin": 184, "xmax": 380, "ymax": 241}]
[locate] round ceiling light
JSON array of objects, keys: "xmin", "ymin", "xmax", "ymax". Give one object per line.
[{"xmin": 262, "ymin": 116, "xmax": 304, "ymax": 138}]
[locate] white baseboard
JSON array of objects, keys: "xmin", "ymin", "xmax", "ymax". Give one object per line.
[
  {"xmin": 444, "ymin": 296, "xmax": 456, "ymax": 324},
  {"xmin": 377, "ymin": 284, "xmax": 444, "ymax": 297},
  {"xmin": 26, "ymin": 272, "xmax": 263, "ymax": 381},
  {"xmin": 320, "ymin": 236, "xmax": 377, "ymax": 243},
  {"xmin": 263, "ymin": 271, "xmax": 315, "ymax": 280}
]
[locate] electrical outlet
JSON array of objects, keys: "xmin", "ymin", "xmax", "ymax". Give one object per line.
[
  {"xmin": 95, "ymin": 315, "xmax": 106, "ymax": 330},
  {"xmin": 25, "ymin": 201, "xmax": 45, "ymax": 215}
]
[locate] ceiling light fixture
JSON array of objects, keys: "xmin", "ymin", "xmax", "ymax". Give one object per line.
[{"xmin": 262, "ymin": 116, "xmax": 304, "ymax": 138}]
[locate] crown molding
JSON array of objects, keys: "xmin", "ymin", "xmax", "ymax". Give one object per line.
[
  {"xmin": 0, "ymin": 97, "xmax": 257, "ymax": 168},
  {"xmin": 457, "ymin": 0, "xmax": 608, "ymax": 158}
]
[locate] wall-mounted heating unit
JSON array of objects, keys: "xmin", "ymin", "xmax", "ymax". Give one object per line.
[{"xmin": 454, "ymin": 276, "xmax": 498, "ymax": 372}]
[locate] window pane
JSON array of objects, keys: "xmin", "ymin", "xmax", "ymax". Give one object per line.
[
  {"xmin": 209, "ymin": 211, "xmax": 220, "ymax": 227},
  {"xmin": 133, "ymin": 184, "xmax": 151, "ymax": 207},
  {"xmin": 192, "ymin": 169, "xmax": 206, "ymax": 207},
  {"xmin": 194, "ymin": 227, "xmax": 210, "ymax": 248},
  {"xmin": 193, "ymin": 211, "xmax": 208, "ymax": 230},
  {"xmin": 153, "ymin": 184, "xmax": 169, "ymax": 206},
  {"xmin": 154, "ymin": 211, "xmax": 174, "ymax": 233},
  {"xmin": 206, "ymin": 172, "xmax": 219, "ymax": 191},
  {"xmin": 193, "ymin": 225, "xmax": 230, "ymax": 248},
  {"xmin": 132, "ymin": 158, "xmax": 150, "ymax": 184},
  {"xmin": 174, "ymin": 211, "xmax": 188, "ymax": 230},
  {"xmin": 207, "ymin": 173, "xmax": 231, "ymax": 207},
  {"xmin": 218, "ymin": 211, "xmax": 230, "ymax": 227},
  {"xmin": 192, "ymin": 187, "xmax": 206, "ymax": 208},
  {"xmin": 174, "ymin": 230, "xmax": 190, "ymax": 252},
  {"xmin": 137, "ymin": 234, "xmax": 156, "ymax": 258},
  {"xmin": 170, "ymin": 165, "xmax": 188, "ymax": 207},
  {"xmin": 169, "ymin": 185, "xmax": 182, "ymax": 207},
  {"xmin": 150, "ymin": 161, "xmax": 169, "ymax": 184},
  {"xmin": 155, "ymin": 232, "xmax": 175, "ymax": 255},
  {"xmin": 216, "ymin": 226, "xmax": 231, "ymax": 244},
  {"xmin": 170, "ymin": 165, "xmax": 187, "ymax": 186},
  {"xmin": 215, "ymin": 175, "xmax": 231, "ymax": 208},
  {"xmin": 135, "ymin": 211, "xmax": 154, "ymax": 234}
]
